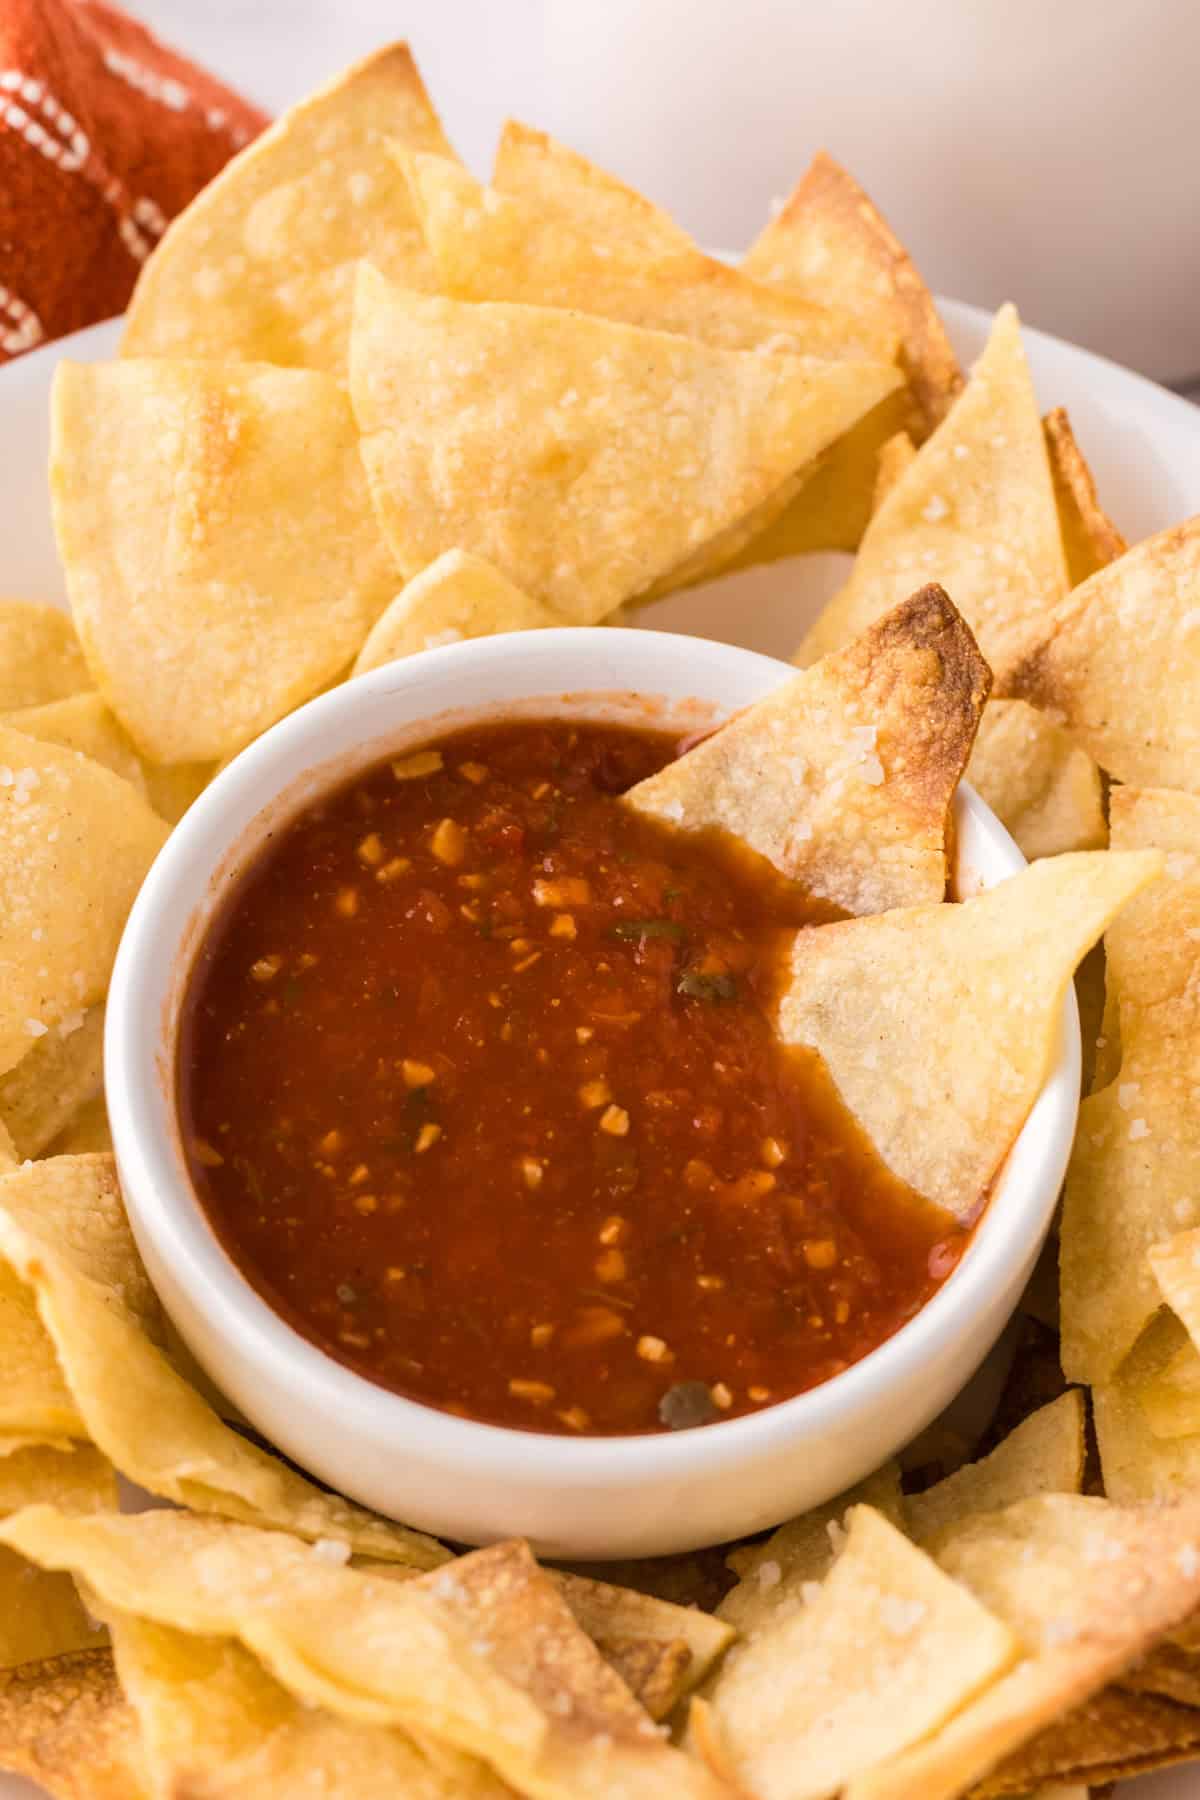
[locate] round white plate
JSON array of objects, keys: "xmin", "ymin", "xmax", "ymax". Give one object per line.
[{"xmin": 2, "ymin": 301, "xmax": 1199, "ymax": 1799}]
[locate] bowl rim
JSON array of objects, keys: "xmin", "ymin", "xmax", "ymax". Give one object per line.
[{"xmin": 106, "ymin": 625, "xmax": 1080, "ymax": 1490}]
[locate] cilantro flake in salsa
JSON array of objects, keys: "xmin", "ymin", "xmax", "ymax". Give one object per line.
[{"xmin": 178, "ymin": 718, "xmax": 965, "ymax": 1436}]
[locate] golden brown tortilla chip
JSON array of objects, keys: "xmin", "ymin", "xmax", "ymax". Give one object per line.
[
  {"xmin": 743, "ymin": 150, "xmax": 961, "ymax": 434},
  {"xmin": 1093, "ymin": 1349, "xmax": 1200, "ymax": 1503},
  {"xmin": 976, "ymin": 1687, "xmax": 1200, "ymax": 1795},
  {"xmin": 1126, "ymin": 1311, "xmax": 1200, "ymax": 1440},
  {"xmin": 350, "ymin": 266, "xmax": 901, "ymax": 624},
  {"xmin": 697, "ymin": 1504, "xmax": 1018, "ymax": 1800},
  {"xmin": 403, "ymin": 150, "xmax": 895, "ymax": 361},
  {"xmin": 353, "ymin": 551, "xmax": 563, "ymax": 676},
  {"xmin": 0, "ymin": 1444, "xmax": 115, "ymax": 1673},
  {"xmin": 0, "ymin": 602, "xmax": 90, "ymax": 712},
  {"xmin": 1120, "ymin": 1639, "xmax": 1200, "ymax": 1710},
  {"xmin": 140, "ymin": 759, "xmax": 213, "ymax": 826},
  {"xmin": 0, "ymin": 729, "xmax": 166, "ymax": 1076},
  {"xmin": 0, "ymin": 1649, "xmax": 147, "ymax": 1799},
  {"xmin": 798, "ymin": 306, "xmax": 1068, "ymax": 670},
  {"xmin": 492, "ymin": 120, "xmax": 693, "ymax": 256},
  {"xmin": 1043, "ymin": 407, "xmax": 1126, "ymax": 586},
  {"xmin": 1151, "ymin": 1229, "xmax": 1200, "ymax": 1354},
  {"xmin": 965, "ymin": 700, "xmax": 1106, "ymax": 860},
  {"xmin": 1, "ymin": 696, "xmax": 146, "ymax": 797},
  {"xmin": 122, "ymin": 44, "xmax": 456, "ymax": 373},
  {"xmin": 46, "ymin": 1093, "xmax": 112, "ymax": 1158},
  {"xmin": 0, "ymin": 1005, "xmax": 103, "ymax": 1160},
  {"xmin": 1001, "ymin": 516, "xmax": 1200, "ymax": 790},
  {"xmin": 1104, "ymin": 785, "xmax": 1200, "ymax": 1053},
  {"xmin": 905, "ymin": 1394, "xmax": 1085, "ymax": 1544},
  {"xmin": 777, "ymin": 850, "xmax": 1159, "ymax": 1217},
  {"xmin": 52, "ymin": 359, "xmax": 398, "ymax": 764},
  {"xmin": 628, "ymin": 585, "xmax": 989, "ymax": 915},
  {"xmin": 872, "ymin": 431, "xmax": 919, "ymax": 511},
  {"xmin": 553, "ymin": 1570, "xmax": 734, "ymax": 1718},
  {"xmin": 0, "ymin": 1122, "xmax": 15, "ymax": 1173}
]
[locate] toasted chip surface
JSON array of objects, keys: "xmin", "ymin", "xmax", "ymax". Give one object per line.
[
  {"xmin": 0, "ymin": 728, "xmax": 167, "ymax": 1074},
  {"xmin": 122, "ymin": 45, "xmax": 455, "ymax": 372},
  {"xmin": 905, "ymin": 1394, "xmax": 1085, "ymax": 1544},
  {"xmin": 628, "ymin": 586, "xmax": 988, "ymax": 915},
  {"xmin": 798, "ymin": 306, "xmax": 1068, "ymax": 670},
  {"xmin": 492, "ymin": 121, "xmax": 693, "ymax": 256},
  {"xmin": 1, "ymin": 696, "xmax": 147, "ymax": 798},
  {"xmin": 1043, "ymin": 407, "xmax": 1126, "ymax": 586},
  {"xmin": 965, "ymin": 700, "xmax": 1106, "ymax": 861},
  {"xmin": 0, "ymin": 1649, "xmax": 147, "ymax": 1799},
  {"xmin": 0, "ymin": 1004, "xmax": 104, "ymax": 1160},
  {"xmin": 0, "ymin": 601, "xmax": 90, "ymax": 712},
  {"xmin": 52, "ymin": 359, "xmax": 398, "ymax": 763},
  {"xmin": 350, "ymin": 266, "xmax": 901, "ymax": 623},
  {"xmin": 553, "ymin": 1569, "xmax": 734, "ymax": 1717},
  {"xmin": 1001, "ymin": 516, "xmax": 1200, "ymax": 790},
  {"xmin": 778, "ymin": 851, "xmax": 1159, "ymax": 1216},
  {"xmin": 0, "ymin": 1445, "xmax": 115, "ymax": 1673},
  {"xmin": 353, "ymin": 551, "xmax": 563, "ymax": 676}
]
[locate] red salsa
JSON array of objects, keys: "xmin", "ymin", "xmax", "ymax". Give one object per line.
[{"xmin": 178, "ymin": 718, "xmax": 965, "ymax": 1436}]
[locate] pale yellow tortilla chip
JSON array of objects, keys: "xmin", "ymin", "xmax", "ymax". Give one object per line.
[
  {"xmin": 52, "ymin": 359, "xmax": 398, "ymax": 764},
  {"xmin": 0, "ymin": 1445, "xmax": 115, "ymax": 1673},
  {"xmin": 1001, "ymin": 516, "xmax": 1200, "ymax": 790},
  {"xmin": 553, "ymin": 1570, "xmax": 734, "ymax": 1718},
  {"xmin": 798, "ymin": 306, "xmax": 1069, "ymax": 670},
  {"xmin": 851, "ymin": 1492, "xmax": 1200, "ymax": 1800},
  {"xmin": 0, "ymin": 1004, "xmax": 103, "ymax": 1160},
  {"xmin": 777, "ymin": 850, "xmax": 1160, "ymax": 1217},
  {"xmin": 0, "ymin": 1156, "xmax": 445, "ymax": 1567},
  {"xmin": 1151, "ymin": 1227, "xmax": 1200, "ymax": 1353},
  {"xmin": 0, "ymin": 731, "xmax": 166, "ymax": 1075},
  {"xmin": 905, "ymin": 1394, "xmax": 1085, "ymax": 1544},
  {"xmin": 1043, "ymin": 407, "xmax": 1126, "ymax": 586},
  {"xmin": 0, "ymin": 1649, "xmax": 148, "ymax": 1799},
  {"xmin": 492, "ymin": 120, "xmax": 693, "ymax": 257},
  {"xmin": 140, "ymin": 759, "xmax": 213, "ymax": 825},
  {"xmin": 743, "ymin": 150, "xmax": 962, "ymax": 434},
  {"xmin": 353, "ymin": 551, "xmax": 563, "ymax": 676},
  {"xmin": 122, "ymin": 44, "xmax": 455, "ymax": 373},
  {"xmin": 1114, "ymin": 1308, "xmax": 1200, "ymax": 1440},
  {"xmin": 403, "ymin": 150, "xmax": 895, "ymax": 361},
  {"xmin": 1093, "ymin": 1345, "xmax": 1200, "ymax": 1502},
  {"xmin": 0, "ymin": 697, "xmax": 146, "ymax": 798},
  {"xmin": 1104, "ymin": 785, "xmax": 1200, "ymax": 1053},
  {"xmin": 350, "ymin": 265, "xmax": 901, "ymax": 623},
  {"xmin": 628, "ymin": 585, "xmax": 989, "ymax": 916},
  {"xmin": 872, "ymin": 430, "xmax": 919, "ymax": 511},
  {"xmin": 696, "ymin": 1504, "xmax": 1018, "ymax": 1800},
  {"xmin": 46, "ymin": 1093, "xmax": 112, "ymax": 1158},
  {"xmin": 965, "ymin": 700, "xmax": 1106, "ymax": 861},
  {"xmin": 0, "ymin": 601, "xmax": 90, "ymax": 711}
]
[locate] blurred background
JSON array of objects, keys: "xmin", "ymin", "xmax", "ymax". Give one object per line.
[{"xmin": 133, "ymin": 0, "xmax": 1198, "ymax": 388}]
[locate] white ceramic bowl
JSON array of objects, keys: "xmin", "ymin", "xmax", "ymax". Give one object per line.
[{"xmin": 106, "ymin": 626, "xmax": 1079, "ymax": 1559}]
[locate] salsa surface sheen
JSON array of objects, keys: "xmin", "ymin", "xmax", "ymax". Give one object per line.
[{"xmin": 178, "ymin": 717, "xmax": 964, "ymax": 1436}]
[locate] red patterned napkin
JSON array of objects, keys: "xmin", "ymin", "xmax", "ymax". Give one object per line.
[{"xmin": 0, "ymin": 0, "xmax": 267, "ymax": 361}]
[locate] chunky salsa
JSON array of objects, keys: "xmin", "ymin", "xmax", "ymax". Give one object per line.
[{"xmin": 178, "ymin": 717, "xmax": 965, "ymax": 1436}]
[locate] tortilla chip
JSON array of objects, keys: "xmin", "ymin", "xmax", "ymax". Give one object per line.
[
  {"xmin": 1104, "ymin": 786, "xmax": 1200, "ymax": 1053},
  {"xmin": 1151, "ymin": 1228, "xmax": 1200, "ymax": 1351},
  {"xmin": 52, "ymin": 359, "xmax": 398, "ymax": 764},
  {"xmin": 0, "ymin": 1445, "xmax": 115, "ymax": 1672},
  {"xmin": 965, "ymin": 700, "xmax": 1106, "ymax": 860},
  {"xmin": 906, "ymin": 1394, "xmax": 1085, "ymax": 1544},
  {"xmin": 798, "ymin": 306, "xmax": 1068, "ymax": 670},
  {"xmin": 1121, "ymin": 1639, "xmax": 1200, "ymax": 1710},
  {"xmin": 403, "ymin": 150, "xmax": 895, "ymax": 361},
  {"xmin": 976, "ymin": 1687, "xmax": 1200, "ymax": 1795},
  {"xmin": 350, "ymin": 266, "xmax": 901, "ymax": 624},
  {"xmin": 0, "ymin": 601, "xmax": 90, "ymax": 712},
  {"xmin": 0, "ymin": 1649, "xmax": 147, "ymax": 1799},
  {"xmin": 1, "ymin": 696, "xmax": 146, "ymax": 798},
  {"xmin": 140, "ymin": 760, "xmax": 213, "ymax": 825},
  {"xmin": 0, "ymin": 1156, "xmax": 446, "ymax": 1566},
  {"xmin": 0, "ymin": 1004, "xmax": 103, "ymax": 1160},
  {"xmin": 46, "ymin": 1093, "xmax": 112, "ymax": 1159},
  {"xmin": 122, "ymin": 44, "xmax": 455, "ymax": 373},
  {"xmin": 1093, "ymin": 1327, "xmax": 1200, "ymax": 1502},
  {"xmin": 353, "ymin": 550, "xmax": 563, "ymax": 676},
  {"xmin": 554, "ymin": 1547, "xmax": 735, "ymax": 1615},
  {"xmin": 0, "ymin": 1122, "xmax": 15, "ymax": 1173},
  {"xmin": 492, "ymin": 120, "xmax": 692, "ymax": 256},
  {"xmin": 717, "ymin": 1464, "xmax": 904, "ymax": 1640},
  {"xmin": 851, "ymin": 1492, "xmax": 1200, "ymax": 1800},
  {"xmin": 1117, "ymin": 1308, "xmax": 1200, "ymax": 1440},
  {"xmin": 629, "ymin": 585, "xmax": 989, "ymax": 915},
  {"xmin": 697, "ymin": 1503, "xmax": 1018, "ymax": 1800},
  {"xmin": 1043, "ymin": 407, "xmax": 1126, "ymax": 586},
  {"xmin": 0, "ymin": 727, "xmax": 166, "ymax": 1075},
  {"xmin": 743, "ymin": 150, "xmax": 961, "ymax": 435},
  {"xmin": 109, "ymin": 1613, "xmax": 508, "ymax": 1799},
  {"xmin": 778, "ymin": 850, "xmax": 1159, "ymax": 1217},
  {"xmin": 872, "ymin": 431, "xmax": 919, "ymax": 511},
  {"xmin": 553, "ymin": 1570, "xmax": 734, "ymax": 1718},
  {"xmin": 1001, "ymin": 516, "xmax": 1200, "ymax": 790}
]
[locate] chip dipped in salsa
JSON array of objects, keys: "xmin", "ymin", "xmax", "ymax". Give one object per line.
[{"xmin": 177, "ymin": 717, "xmax": 967, "ymax": 1436}]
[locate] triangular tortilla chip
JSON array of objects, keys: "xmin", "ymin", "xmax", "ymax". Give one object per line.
[
  {"xmin": 872, "ymin": 430, "xmax": 919, "ymax": 510},
  {"xmin": 965, "ymin": 700, "xmax": 1106, "ymax": 861},
  {"xmin": 492, "ymin": 120, "xmax": 692, "ymax": 257},
  {"xmin": 1, "ymin": 695, "xmax": 147, "ymax": 798},
  {"xmin": 403, "ymin": 151, "xmax": 895, "ymax": 361},
  {"xmin": 122, "ymin": 45, "xmax": 455, "ymax": 373},
  {"xmin": 0, "ymin": 601, "xmax": 90, "ymax": 711},
  {"xmin": 349, "ymin": 264, "xmax": 901, "ymax": 622},
  {"xmin": 1043, "ymin": 407, "xmax": 1126, "ymax": 586},
  {"xmin": 743, "ymin": 150, "xmax": 962, "ymax": 434},
  {"xmin": 777, "ymin": 850, "xmax": 1161, "ymax": 1217},
  {"xmin": 798, "ymin": 306, "xmax": 1069, "ymax": 670},
  {"xmin": 353, "ymin": 551, "xmax": 563, "ymax": 676},
  {"xmin": 629, "ymin": 586, "xmax": 988, "ymax": 914},
  {"xmin": 978, "ymin": 1686, "xmax": 1200, "ymax": 1795},
  {"xmin": 0, "ymin": 1004, "xmax": 104, "ymax": 1160},
  {"xmin": 1098, "ymin": 785, "xmax": 1200, "ymax": 1056},
  {"xmin": 695, "ymin": 1504, "xmax": 1018, "ymax": 1800},
  {"xmin": 46, "ymin": 1093, "xmax": 112, "ymax": 1159},
  {"xmin": 552, "ymin": 1570, "xmax": 733, "ymax": 1718},
  {"xmin": 0, "ymin": 1650, "xmax": 147, "ymax": 1798},
  {"xmin": 0, "ymin": 727, "xmax": 167, "ymax": 1074},
  {"xmin": 0, "ymin": 1445, "xmax": 115, "ymax": 1673},
  {"xmin": 52, "ymin": 359, "xmax": 398, "ymax": 763},
  {"xmin": 1001, "ymin": 516, "xmax": 1200, "ymax": 790},
  {"xmin": 905, "ymin": 1394, "xmax": 1085, "ymax": 1544}
]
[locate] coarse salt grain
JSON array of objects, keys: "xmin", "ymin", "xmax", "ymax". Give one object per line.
[
  {"xmin": 1129, "ymin": 1118, "xmax": 1150, "ymax": 1141},
  {"xmin": 756, "ymin": 1560, "xmax": 782, "ymax": 1590},
  {"xmin": 311, "ymin": 1538, "xmax": 351, "ymax": 1565}
]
